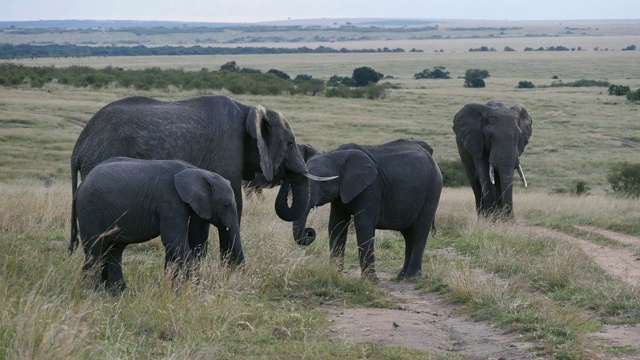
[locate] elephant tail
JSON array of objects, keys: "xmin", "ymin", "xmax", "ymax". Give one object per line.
[
  {"xmin": 68, "ymin": 160, "xmax": 79, "ymax": 255},
  {"xmin": 430, "ymin": 220, "xmax": 437, "ymax": 238}
]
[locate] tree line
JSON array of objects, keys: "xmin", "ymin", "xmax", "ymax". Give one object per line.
[{"xmin": 0, "ymin": 44, "xmax": 404, "ymax": 59}]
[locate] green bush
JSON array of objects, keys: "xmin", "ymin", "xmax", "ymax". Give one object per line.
[
  {"xmin": 626, "ymin": 88, "xmax": 640, "ymax": 101},
  {"xmin": 413, "ymin": 66, "xmax": 451, "ymax": 79},
  {"xmin": 608, "ymin": 162, "xmax": 640, "ymax": 197},
  {"xmin": 437, "ymin": 160, "xmax": 468, "ymax": 187},
  {"xmin": 352, "ymin": 66, "xmax": 384, "ymax": 87},
  {"xmin": 464, "ymin": 69, "xmax": 490, "ymax": 88},
  {"xmin": 517, "ymin": 81, "xmax": 535, "ymax": 89},
  {"xmin": 608, "ymin": 84, "xmax": 631, "ymax": 96}
]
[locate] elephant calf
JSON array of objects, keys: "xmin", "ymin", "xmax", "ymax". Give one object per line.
[
  {"xmin": 69, "ymin": 157, "xmax": 243, "ymax": 292},
  {"xmin": 288, "ymin": 138, "xmax": 443, "ymax": 282}
]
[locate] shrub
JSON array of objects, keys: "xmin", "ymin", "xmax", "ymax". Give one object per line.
[
  {"xmin": 517, "ymin": 81, "xmax": 535, "ymax": 89},
  {"xmin": 622, "ymin": 44, "xmax": 636, "ymax": 51},
  {"xmin": 352, "ymin": 66, "xmax": 384, "ymax": 87},
  {"xmin": 608, "ymin": 162, "xmax": 640, "ymax": 197},
  {"xmin": 267, "ymin": 69, "xmax": 290, "ymax": 80},
  {"xmin": 626, "ymin": 88, "xmax": 640, "ymax": 102},
  {"xmin": 608, "ymin": 84, "xmax": 631, "ymax": 96},
  {"xmin": 464, "ymin": 69, "xmax": 490, "ymax": 88},
  {"xmin": 438, "ymin": 160, "xmax": 468, "ymax": 187},
  {"xmin": 414, "ymin": 66, "xmax": 451, "ymax": 80}
]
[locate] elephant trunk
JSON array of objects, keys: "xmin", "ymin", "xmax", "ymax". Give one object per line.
[
  {"xmin": 293, "ymin": 208, "xmax": 317, "ymax": 246},
  {"xmin": 497, "ymin": 163, "xmax": 515, "ymax": 217},
  {"xmin": 275, "ymin": 172, "xmax": 310, "ymax": 222}
]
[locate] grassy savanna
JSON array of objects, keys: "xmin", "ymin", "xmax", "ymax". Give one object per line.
[{"xmin": 1, "ymin": 23, "xmax": 640, "ymax": 358}]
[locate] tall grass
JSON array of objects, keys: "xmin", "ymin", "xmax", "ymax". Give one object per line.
[{"xmin": 2, "ymin": 27, "xmax": 640, "ymax": 357}]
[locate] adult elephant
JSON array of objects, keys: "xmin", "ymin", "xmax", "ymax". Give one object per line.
[
  {"xmin": 288, "ymin": 139, "xmax": 443, "ymax": 282},
  {"xmin": 453, "ymin": 101, "xmax": 533, "ymax": 218},
  {"xmin": 70, "ymin": 95, "xmax": 331, "ymax": 263}
]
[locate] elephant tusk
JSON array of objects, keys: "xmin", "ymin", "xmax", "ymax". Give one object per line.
[
  {"xmin": 489, "ymin": 163, "xmax": 495, "ymax": 185},
  {"xmin": 303, "ymin": 172, "xmax": 338, "ymax": 182},
  {"xmin": 517, "ymin": 164, "xmax": 528, "ymax": 188}
]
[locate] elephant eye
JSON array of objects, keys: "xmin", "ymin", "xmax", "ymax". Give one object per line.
[{"xmin": 287, "ymin": 141, "xmax": 294, "ymax": 149}]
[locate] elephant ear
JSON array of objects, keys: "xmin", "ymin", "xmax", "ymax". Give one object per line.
[
  {"xmin": 174, "ymin": 169, "xmax": 212, "ymax": 220},
  {"xmin": 299, "ymin": 143, "xmax": 320, "ymax": 161},
  {"xmin": 338, "ymin": 150, "xmax": 378, "ymax": 204},
  {"xmin": 511, "ymin": 103, "xmax": 533, "ymax": 155},
  {"xmin": 245, "ymin": 105, "xmax": 274, "ymax": 182},
  {"xmin": 453, "ymin": 103, "xmax": 487, "ymax": 156}
]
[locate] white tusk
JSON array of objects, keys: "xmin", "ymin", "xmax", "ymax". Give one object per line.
[
  {"xmin": 517, "ymin": 164, "xmax": 528, "ymax": 188},
  {"xmin": 303, "ymin": 173, "xmax": 338, "ymax": 182},
  {"xmin": 489, "ymin": 163, "xmax": 495, "ymax": 185}
]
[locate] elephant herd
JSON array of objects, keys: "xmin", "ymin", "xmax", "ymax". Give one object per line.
[{"xmin": 68, "ymin": 95, "xmax": 532, "ymax": 292}]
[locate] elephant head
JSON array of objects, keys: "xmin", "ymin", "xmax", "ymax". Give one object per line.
[
  {"xmin": 290, "ymin": 149, "xmax": 377, "ymax": 246},
  {"xmin": 245, "ymin": 105, "xmax": 333, "ymax": 222},
  {"xmin": 174, "ymin": 168, "xmax": 243, "ymax": 264},
  {"xmin": 453, "ymin": 101, "xmax": 533, "ymax": 217}
]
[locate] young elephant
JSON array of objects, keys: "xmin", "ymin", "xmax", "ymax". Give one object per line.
[
  {"xmin": 69, "ymin": 157, "xmax": 243, "ymax": 292},
  {"xmin": 287, "ymin": 139, "xmax": 443, "ymax": 282}
]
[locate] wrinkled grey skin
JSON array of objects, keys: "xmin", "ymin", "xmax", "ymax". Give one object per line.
[
  {"xmin": 290, "ymin": 139, "xmax": 443, "ymax": 282},
  {"xmin": 453, "ymin": 101, "xmax": 533, "ymax": 218},
  {"xmin": 71, "ymin": 95, "xmax": 322, "ymax": 262},
  {"xmin": 70, "ymin": 158, "xmax": 242, "ymax": 293},
  {"xmin": 243, "ymin": 143, "xmax": 321, "ymax": 197}
]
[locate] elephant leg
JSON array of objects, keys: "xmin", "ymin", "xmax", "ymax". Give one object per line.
[
  {"xmin": 353, "ymin": 216, "xmax": 378, "ymax": 283},
  {"xmin": 188, "ymin": 217, "xmax": 210, "ymax": 261},
  {"xmin": 328, "ymin": 204, "xmax": 351, "ymax": 272},
  {"xmin": 161, "ymin": 219, "xmax": 193, "ymax": 280},
  {"xmin": 217, "ymin": 181, "xmax": 244, "ymax": 267},
  {"xmin": 102, "ymin": 243, "xmax": 127, "ymax": 293},
  {"xmin": 82, "ymin": 239, "xmax": 105, "ymax": 290},
  {"xmin": 399, "ymin": 225, "xmax": 429, "ymax": 279},
  {"xmin": 217, "ymin": 227, "xmax": 244, "ymax": 267}
]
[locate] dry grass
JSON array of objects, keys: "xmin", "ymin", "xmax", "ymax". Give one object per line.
[{"xmin": 2, "ymin": 24, "xmax": 640, "ymax": 358}]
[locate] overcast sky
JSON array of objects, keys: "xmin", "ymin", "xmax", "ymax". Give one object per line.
[{"xmin": 1, "ymin": 0, "xmax": 639, "ymax": 23}]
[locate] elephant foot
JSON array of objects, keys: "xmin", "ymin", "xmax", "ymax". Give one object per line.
[
  {"xmin": 105, "ymin": 282, "xmax": 127, "ymax": 295},
  {"xmin": 397, "ymin": 269, "xmax": 422, "ymax": 280},
  {"xmin": 361, "ymin": 270, "xmax": 380, "ymax": 284}
]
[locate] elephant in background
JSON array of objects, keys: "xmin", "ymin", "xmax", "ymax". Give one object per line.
[
  {"xmin": 289, "ymin": 139, "xmax": 443, "ymax": 282},
  {"xmin": 70, "ymin": 158, "xmax": 242, "ymax": 292},
  {"xmin": 70, "ymin": 95, "xmax": 333, "ymax": 263},
  {"xmin": 243, "ymin": 143, "xmax": 321, "ymax": 197},
  {"xmin": 453, "ymin": 101, "xmax": 533, "ymax": 218}
]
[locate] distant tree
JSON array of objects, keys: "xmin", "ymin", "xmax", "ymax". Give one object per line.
[
  {"xmin": 220, "ymin": 61, "xmax": 238, "ymax": 72},
  {"xmin": 504, "ymin": 46, "xmax": 516, "ymax": 51},
  {"xmin": 352, "ymin": 66, "xmax": 384, "ymax": 87},
  {"xmin": 627, "ymin": 88, "xmax": 640, "ymax": 101},
  {"xmin": 463, "ymin": 68, "xmax": 490, "ymax": 88},
  {"xmin": 294, "ymin": 78, "xmax": 325, "ymax": 96},
  {"xmin": 267, "ymin": 69, "xmax": 290, "ymax": 80},
  {"xmin": 622, "ymin": 44, "xmax": 636, "ymax": 51},
  {"xmin": 294, "ymin": 74, "xmax": 312, "ymax": 82},
  {"xmin": 414, "ymin": 66, "xmax": 451, "ymax": 79},
  {"xmin": 608, "ymin": 84, "xmax": 631, "ymax": 96},
  {"xmin": 517, "ymin": 80, "xmax": 535, "ymax": 89}
]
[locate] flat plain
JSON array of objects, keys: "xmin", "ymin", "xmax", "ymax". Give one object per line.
[{"xmin": 1, "ymin": 20, "xmax": 639, "ymax": 359}]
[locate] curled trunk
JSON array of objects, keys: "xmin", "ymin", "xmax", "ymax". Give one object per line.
[
  {"xmin": 275, "ymin": 172, "xmax": 310, "ymax": 222},
  {"xmin": 293, "ymin": 210, "xmax": 316, "ymax": 246}
]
